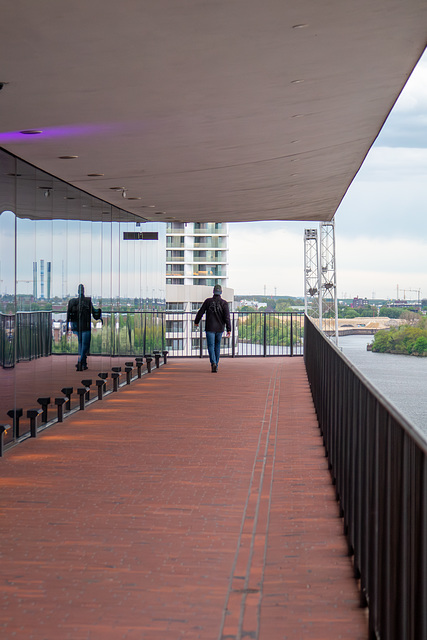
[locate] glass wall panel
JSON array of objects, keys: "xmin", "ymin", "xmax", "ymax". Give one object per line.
[{"xmin": 0, "ymin": 147, "xmax": 165, "ymax": 445}]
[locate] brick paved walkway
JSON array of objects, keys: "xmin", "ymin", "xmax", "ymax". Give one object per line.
[{"xmin": 0, "ymin": 358, "xmax": 368, "ymax": 639}]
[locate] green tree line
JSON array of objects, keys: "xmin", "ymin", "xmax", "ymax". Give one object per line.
[
  {"xmin": 372, "ymin": 315, "xmax": 427, "ymax": 356},
  {"xmin": 238, "ymin": 314, "xmax": 303, "ymax": 346}
]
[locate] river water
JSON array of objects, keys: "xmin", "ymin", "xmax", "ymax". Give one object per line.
[{"xmin": 339, "ymin": 335, "xmax": 427, "ymax": 437}]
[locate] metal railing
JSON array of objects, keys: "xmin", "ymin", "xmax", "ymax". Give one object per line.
[
  {"xmin": 0, "ymin": 313, "xmax": 15, "ymax": 368},
  {"xmin": 51, "ymin": 311, "xmax": 304, "ymax": 358},
  {"xmin": 16, "ymin": 311, "xmax": 52, "ymax": 362},
  {"xmin": 1, "ymin": 311, "xmax": 52, "ymax": 367},
  {"xmin": 304, "ymin": 315, "xmax": 427, "ymax": 640}
]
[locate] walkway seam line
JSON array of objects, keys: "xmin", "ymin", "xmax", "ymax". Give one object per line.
[
  {"xmin": 237, "ymin": 363, "xmax": 280, "ymax": 640},
  {"xmin": 217, "ymin": 362, "xmax": 279, "ymax": 640}
]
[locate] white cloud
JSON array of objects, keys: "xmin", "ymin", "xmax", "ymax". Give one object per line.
[
  {"xmin": 336, "ymin": 235, "xmax": 427, "ymax": 299},
  {"xmin": 228, "ymin": 222, "xmax": 305, "ymax": 296}
]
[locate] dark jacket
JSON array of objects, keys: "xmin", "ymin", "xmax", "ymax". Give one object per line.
[
  {"xmin": 195, "ymin": 295, "xmax": 231, "ymax": 333},
  {"xmin": 67, "ymin": 296, "xmax": 100, "ymax": 332}
]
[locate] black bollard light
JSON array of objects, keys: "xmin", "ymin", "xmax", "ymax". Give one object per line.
[
  {"xmin": 27, "ymin": 409, "xmax": 42, "ymax": 437},
  {"xmin": 55, "ymin": 398, "xmax": 67, "ymax": 422},
  {"xmin": 0, "ymin": 425, "xmax": 10, "ymax": 457},
  {"xmin": 37, "ymin": 397, "xmax": 51, "ymax": 424},
  {"xmin": 61, "ymin": 387, "xmax": 73, "ymax": 411},
  {"xmin": 96, "ymin": 379, "xmax": 105, "ymax": 400},
  {"xmin": 112, "ymin": 372, "xmax": 120, "ymax": 392},
  {"xmin": 7, "ymin": 408, "xmax": 23, "ymax": 440},
  {"xmin": 77, "ymin": 388, "xmax": 87, "ymax": 410}
]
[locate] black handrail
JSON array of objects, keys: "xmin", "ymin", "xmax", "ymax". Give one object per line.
[
  {"xmin": 304, "ymin": 315, "xmax": 427, "ymax": 640},
  {"xmin": 50, "ymin": 311, "xmax": 304, "ymax": 358}
]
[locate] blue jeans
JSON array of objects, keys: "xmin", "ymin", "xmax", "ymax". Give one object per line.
[
  {"xmin": 74, "ymin": 330, "xmax": 91, "ymax": 365},
  {"xmin": 206, "ymin": 331, "xmax": 223, "ymax": 366}
]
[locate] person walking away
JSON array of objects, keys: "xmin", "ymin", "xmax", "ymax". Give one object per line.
[
  {"xmin": 194, "ymin": 284, "xmax": 231, "ymax": 372},
  {"xmin": 67, "ymin": 284, "xmax": 102, "ymax": 371}
]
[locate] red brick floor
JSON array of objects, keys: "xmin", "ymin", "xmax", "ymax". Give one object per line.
[
  {"xmin": 0, "ymin": 358, "xmax": 368, "ymax": 640},
  {"xmin": 0, "ymin": 355, "xmax": 148, "ymax": 440}
]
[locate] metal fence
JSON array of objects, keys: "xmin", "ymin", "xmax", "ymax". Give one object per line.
[
  {"xmin": 2, "ymin": 310, "xmax": 303, "ymax": 367},
  {"xmin": 16, "ymin": 311, "xmax": 52, "ymax": 362},
  {"xmin": 1, "ymin": 311, "xmax": 52, "ymax": 368},
  {"xmin": 52, "ymin": 311, "xmax": 304, "ymax": 358},
  {"xmin": 304, "ymin": 315, "xmax": 427, "ymax": 640}
]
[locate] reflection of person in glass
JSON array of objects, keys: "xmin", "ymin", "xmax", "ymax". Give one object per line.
[{"xmin": 67, "ymin": 284, "xmax": 102, "ymax": 371}]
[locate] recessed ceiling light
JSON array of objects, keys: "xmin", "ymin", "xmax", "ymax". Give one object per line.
[
  {"xmin": 127, "ymin": 197, "xmax": 142, "ymax": 200},
  {"xmin": 291, "ymin": 79, "xmax": 304, "ymax": 84},
  {"xmin": 109, "ymin": 186, "xmax": 125, "ymax": 191},
  {"xmin": 64, "ymin": 196, "xmax": 76, "ymax": 200},
  {"xmin": 155, "ymin": 211, "xmax": 165, "ymax": 215},
  {"xmin": 20, "ymin": 129, "xmax": 43, "ymax": 135},
  {"xmin": 6, "ymin": 172, "xmax": 22, "ymax": 177},
  {"xmin": 292, "ymin": 114, "xmax": 305, "ymax": 118},
  {"xmin": 37, "ymin": 186, "xmax": 52, "ymax": 190},
  {"xmin": 87, "ymin": 173, "xmax": 104, "ymax": 177},
  {"xmin": 292, "ymin": 24, "xmax": 308, "ymax": 29},
  {"xmin": 58, "ymin": 155, "xmax": 78, "ymax": 159}
]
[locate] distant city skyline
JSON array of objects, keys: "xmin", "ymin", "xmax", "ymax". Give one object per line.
[{"xmin": 228, "ymin": 50, "xmax": 427, "ymax": 300}]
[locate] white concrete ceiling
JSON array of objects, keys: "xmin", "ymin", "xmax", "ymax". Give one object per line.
[{"xmin": 0, "ymin": 0, "xmax": 426, "ymax": 224}]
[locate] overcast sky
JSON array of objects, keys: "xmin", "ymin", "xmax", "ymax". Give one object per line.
[{"xmin": 228, "ymin": 50, "xmax": 427, "ymax": 301}]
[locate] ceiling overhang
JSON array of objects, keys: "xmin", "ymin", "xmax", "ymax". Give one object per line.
[{"xmin": 0, "ymin": 0, "xmax": 426, "ymax": 224}]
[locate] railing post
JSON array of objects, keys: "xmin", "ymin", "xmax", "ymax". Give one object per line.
[
  {"xmin": 290, "ymin": 313, "xmax": 293, "ymax": 357},
  {"xmin": 263, "ymin": 313, "xmax": 267, "ymax": 357},
  {"xmin": 232, "ymin": 312, "xmax": 236, "ymax": 358}
]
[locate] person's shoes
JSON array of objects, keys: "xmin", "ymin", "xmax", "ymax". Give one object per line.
[
  {"xmin": 75, "ymin": 362, "xmax": 82, "ymax": 371},
  {"xmin": 211, "ymin": 363, "xmax": 217, "ymax": 373},
  {"xmin": 82, "ymin": 364, "xmax": 88, "ymax": 370}
]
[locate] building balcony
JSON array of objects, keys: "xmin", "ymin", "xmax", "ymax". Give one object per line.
[
  {"xmin": 193, "ymin": 238, "xmax": 227, "ymax": 249},
  {"xmin": 166, "ymin": 268, "xmax": 185, "ymax": 276},
  {"xmin": 166, "ymin": 239, "xmax": 185, "ymax": 248},
  {"xmin": 192, "ymin": 223, "xmax": 227, "ymax": 235},
  {"xmin": 192, "ymin": 267, "xmax": 226, "ymax": 277}
]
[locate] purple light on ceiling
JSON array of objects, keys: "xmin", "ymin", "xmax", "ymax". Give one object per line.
[{"xmin": 0, "ymin": 123, "xmax": 121, "ymax": 144}]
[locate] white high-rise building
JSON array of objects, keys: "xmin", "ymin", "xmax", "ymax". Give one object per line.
[
  {"xmin": 165, "ymin": 222, "xmax": 234, "ymax": 354},
  {"xmin": 166, "ymin": 222, "xmax": 228, "ymax": 287},
  {"xmin": 165, "ymin": 222, "xmax": 233, "ymax": 310}
]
